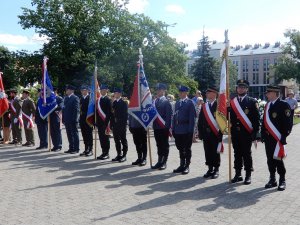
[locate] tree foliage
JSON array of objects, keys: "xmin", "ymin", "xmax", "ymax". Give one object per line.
[
  {"xmin": 17, "ymin": 0, "xmax": 195, "ymax": 96},
  {"xmin": 274, "ymin": 29, "xmax": 300, "ymax": 83}
]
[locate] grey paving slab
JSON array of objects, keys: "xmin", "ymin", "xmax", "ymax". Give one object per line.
[{"xmin": 0, "ymin": 124, "xmax": 300, "ymax": 224}]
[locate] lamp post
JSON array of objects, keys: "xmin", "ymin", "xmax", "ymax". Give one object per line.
[{"xmin": 163, "ymin": 23, "xmax": 177, "ymax": 32}]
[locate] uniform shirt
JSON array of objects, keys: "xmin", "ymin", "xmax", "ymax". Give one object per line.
[
  {"xmin": 153, "ymin": 96, "xmax": 172, "ymax": 130},
  {"xmin": 230, "ymin": 95, "xmax": 260, "ymax": 135},
  {"xmin": 172, "ymin": 98, "xmax": 196, "ymax": 134}
]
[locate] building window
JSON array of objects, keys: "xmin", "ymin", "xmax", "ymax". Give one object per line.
[
  {"xmin": 253, "ymin": 72, "xmax": 259, "ymax": 84},
  {"xmin": 242, "ymin": 60, "xmax": 248, "ymax": 81},
  {"xmin": 263, "ymin": 59, "xmax": 270, "ymax": 72}
]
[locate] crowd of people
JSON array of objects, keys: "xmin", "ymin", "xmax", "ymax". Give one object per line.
[{"xmin": 0, "ymin": 79, "xmax": 296, "ymax": 191}]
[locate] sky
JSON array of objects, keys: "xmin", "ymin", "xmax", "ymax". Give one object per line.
[{"xmin": 0, "ymin": 0, "xmax": 299, "ymax": 52}]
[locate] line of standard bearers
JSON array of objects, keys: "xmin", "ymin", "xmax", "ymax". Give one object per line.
[{"xmin": 3, "ymin": 79, "xmax": 293, "ymax": 192}]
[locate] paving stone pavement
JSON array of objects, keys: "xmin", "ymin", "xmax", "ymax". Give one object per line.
[{"xmin": 1, "ymin": 124, "xmax": 300, "ymax": 225}]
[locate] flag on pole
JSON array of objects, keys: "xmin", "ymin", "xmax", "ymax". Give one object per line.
[
  {"xmin": 128, "ymin": 49, "xmax": 157, "ymax": 128},
  {"xmin": 86, "ymin": 64, "xmax": 100, "ymax": 127},
  {"xmin": 38, "ymin": 57, "xmax": 57, "ymax": 119},
  {"xmin": 216, "ymin": 50, "xmax": 228, "ymax": 134},
  {"xmin": 0, "ymin": 72, "xmax": 9, "ymax": 117}
]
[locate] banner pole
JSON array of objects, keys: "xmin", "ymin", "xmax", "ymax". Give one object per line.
[
  {"xmin": 48, "ymin": 116, "xmax": 51, "ymax": 152},
  {"xmin": 94, "ymin": 61, "xmax": 98, "ymax": 160},
  {"xmin": 147, "ymin": 128, "xmax": 153, "ymax": 167}
]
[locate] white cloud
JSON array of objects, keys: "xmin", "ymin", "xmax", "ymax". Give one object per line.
[
  {"xmin": 0, "ymin": 34, "xmax": 30, "ymax": 45},
  {"xmin": 126, "ymin": 0, "xmax": 149, "ymax": 14},
  {"xmin": 165, "ymin": 4, "xmax": 186, "ymax": 15}
]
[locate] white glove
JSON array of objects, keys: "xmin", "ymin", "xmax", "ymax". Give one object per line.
[{"xmin": 14, "ymin": 118, "xmax": 18, "ymax": 124}]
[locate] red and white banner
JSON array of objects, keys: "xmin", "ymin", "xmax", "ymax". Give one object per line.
[
  {"xmin": 202, "ymin": 102, "xmax": 224, "ymax": 153},
  {"xmin": 230, "ymin": 97, "xmax": 253, "ymax": 133},
  {"xmin": 264, "ymin": 102, "xmax": 287, "ymax": 160},
  {"xmin": 0, "ymin": 72, "xmax": 9, "ymax": 117}
]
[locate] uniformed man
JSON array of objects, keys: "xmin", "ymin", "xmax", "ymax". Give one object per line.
[
  {"xmin": 262, "ymin": 85, "xmax": 293, "ymax": 191},
  {"xmin": 110, "ymin": 87, "xmax": 128, "ymax": 162},
  {"xmin": 50, "ymin": 87, "xmax": 63, "ymax": 152},
  {"xmin": 62, "ymin": 85, "xmax": 80, "ymax": 154},
  {"xmin": 230, "ymin": 79, "xmax": 260, "ymax": 185},
  {"xmin": 198, "ymin": 85, "xmax": 223, "ymax": 179},
  {"xmin": 129, "ymin": 115, "xmax": 147, "ymax": 166},
  {"xmin": 152, "ymin": 83, "xmax": 172, "ymax": 170},
  {"xmin": 9, "ymin": 88, "xmax": 23, "ymax": 145},
  {"xmin": 96, "ymin": 84, "xmax": 112, "ymax": 160},
  {"xmin": 172, "ymin": 85, "xmax": 196, "ymax": 175},
  {"xmin": 79, "ymin": 85, "xmax": 93, "ymax": 157},
  {"xmin": 35, "ymin": 89, "xmax": 48, "ymax": 149},
  {"xmin": 21, "ymin": 89, "xmax": 36, "ymax": 147}
]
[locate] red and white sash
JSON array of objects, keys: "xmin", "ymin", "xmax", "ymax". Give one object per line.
[
  {"xmin": 263, "ymin": 102, "xmax": 287, "ymax": 160},
  {"xmin": 96, "ymin": 97, "xmax": 106, "ymax": 122},
  {"xmin": 155, "ymin": 114, "xmax": 172, "ymax": 137},
  {"xmin": 10, "ymin": 101, "xmax": 23, "ymax": 127},
  {"xmin": 202, "ymin": 102, "xmax": 224, "ymax": 153},
  {"xmin": 230, "ymin": 97, "xmax": 253, "ymax": 133},
  {"xmin": 22, "ymin": 112, "xmax": 34, "ymax": 128},
  {"xmin": 10, "ymin": 102, "xmax": 17, "ymax": 115}
]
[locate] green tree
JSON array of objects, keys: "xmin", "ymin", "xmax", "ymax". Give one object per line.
[
  {"xmin": 192, "ymin": 35, "xmax": 218, "ymax": 93},
  {"xmin": 274, "ymin": 29, "xmax": 300, "ymax": 83},
  {"xmin": 0, "ymin": 46, "xmax": 18, "ymax": 89}
]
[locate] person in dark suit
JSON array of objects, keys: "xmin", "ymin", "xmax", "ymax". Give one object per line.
[
  {"xmin": 35, "ymin": 89, "xmax": 48, "ymax": 149},
  {"xmin": 79, "ymin": 85, "xmax": 93, "ymax": 157},
  {"xmin": 230, "ymin": 79, "xmax": 260, "ymax": 185},
  {"xmin": 152, "ymin": 83, "xmax": 172, "ymax": 170},
  {"xmin": 198, "ymin": 86, "xmax": 222, "ymax": 179},
  {"xmin": 129, "ymin": 115, "xmax": 147, "ymax": 166},
  {"xmin": 96, "ymin": 84, "xmax": 112, "ymax": 160},
  {"xmin": 172, "ymin": 85, "xmax": 196, "ymax": 175},
  {"xmin": 50, "ymin": 87, "xmax": 63, "ymax": 152},
  {"xmin": 62, "ymin": 85, "xmax": 80, "ymax": 154},
  {"xmin": 110, "ymin": 87, "xmax": 128, "ymax": 162},
  {"xmin": 262, "ymin": 85, "xmax": 293, "ymax": 191}
]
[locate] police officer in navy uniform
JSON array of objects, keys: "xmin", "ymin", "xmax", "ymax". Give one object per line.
[
  {"xmin": 152, "ymin": 83, "xmax": 172, "ymax": 170},
  {"xmin": 172, "ymin": 85, "xmax": 196, "ymax": 175},
  {"xmin": 129, "ymin": 115, "xmax": 147, "ymax": 166},
  {"xmin": 62, "ymin": 84, "xmax": 80, "ymax": 154},
  {"xmin": 262, "ymin": 85, "xmax": 293, "ymax": 191},
  {"xmin": 110, "ymin": 87, "xmax": 128, "ymax": 162},
  {"xmin": 50, "ymin": 87, "xmax": 63, "ymax": 151},
  {"xmin": 230, "ymin": 79, "xmax": 260, "ymax": 185},
  {"xmin": 35, "ymin": 89, "xmax": 48, "ymax": 149},
  {"xmin": 96, "ymin": 84, "xmax": 112, "ymax": 160},
  {"xmin": 79, "ymin": 85, "xmax": 93, "ymax": 157},
  {"xmin": 198, "ymin": 85, "xmax": 222, "ymax": 179}
]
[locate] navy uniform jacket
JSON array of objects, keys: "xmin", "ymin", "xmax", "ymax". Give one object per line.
[
  {"xmin": 198, "ymin": 101, "xmax": 222, "ymax": 141},
  {"xmin": 230, "ymin": 95, "xmax": 260, "ymax": 136},
  {"xmin": 153, "ymin": 96, "xmax": 173, "ymax": 130},
  {"xmin": 111, "ymin": 98, "xmax": 128, "ymax": 129},
  {"xmin": 172, "ymin": 98, "xmax": 196, "ymax": 134},
  {"xmin": 62, "ymin": 94, "xmax": 80, "ymax": 124},
  {"xmin": 262, "ymin": 99, "xmax": 292, "ymax": 142},
  {"xmin": 80, "ymin": 95, "xmax": 90, "ymax": 124},
  {"xmin": 96, "ymin": 95, "xmax": 111, "ymax": 127},
  {"xmin": 50, "ymin": 95, "xmax": 63, "ymax": 123},
  {"xmin": 35, "ymin": 102, "xmax": 47, "ymax": 124}
]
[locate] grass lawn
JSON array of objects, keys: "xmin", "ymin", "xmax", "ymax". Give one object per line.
[{"xmin": 294, "ymin": 116, "xmax": 300, "ymax": 125}]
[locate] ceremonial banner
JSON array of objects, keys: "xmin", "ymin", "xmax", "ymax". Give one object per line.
[
  {"xmin": 128, "ymin": 50, "xmax": 157, "ymax": 129},
  {"xmin": 216, "ymin": 51, "xmax": 228, "ymax": 134},
  {"xmin": 86, "ymin": 66, "xmax": 100, "ymax": 127},
  {"xmin": 0, "ymin": 72, "xmax": 9, "ymax": 117},
  {"xmin": 38, "ymin": 57, "xmax": 57, "ymax": 119}
]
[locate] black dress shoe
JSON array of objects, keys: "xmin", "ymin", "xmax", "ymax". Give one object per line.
[
  {"xmin": 9, "ymin": 141, "xmax": 17, "ymax": 145},
  {"xmin": 70, "ymin": 150, "xmax": 79, "ymax": 154},
  {"xmin": 173, "ymin": 165, "xmax": 184, "ymax": 173},
  {"xmin": 112, "ymin": 155, "xmax": 122, "ymax": 161},
  {"xmin": 36, "ymin": 146, "xmax": 47, "ymax": 150},
  {"xmin": 211, "ymin": 171, "xmax": 219, "ymax": 179},
  {"xmin": 132, "ymin": 159, "xmax": 141, "ymax": 165},
  {"xmin": 22, "ymin": 142, "xmax": 31, "ymax": 146},
  {"xmin": 52, "ymin": 147, "xmax": 62, "ymax": 152},
  {"xmin": 151, "ymin": 161, "xmax": 161, "ymax": 169},
  {"xmin": 118, "ymin": 156, "xmax": 127, "ymax": 162},
  {"xmin": 182, "ymin": 166, "xmax": 190, "ymax": 175},
  {"xmin": 203, "ymin": 170, "xmax": 213, "ymax": 178},
  {"xmin": 97, "ymin": 154, "xmax": 110, "ymax": 160},
  {"xmin": 278, "ymin": 180, "xmax": 286, "ymax": 191},
  {"xmin": 64, "ymin": 149, "xmax": 73, "ymax": 154},
  {"xmin": 159, "ymin": 163, "xmax": 167, "ymax": 170},
  {"xmin": 26, "ymin": 143, "xmax": 35, "ymax": 147},
  {"xmin": 139, "ymin": 159, "xmax": 147, "ymax": 166},
  {"xmin": 244, "ymin": 176, "xmax": 251, "ymax": 185},
  {"xmin": 85, "ymin": 151, "xmax": 93, "ymax": 156},
  {"xmin": 231, "ymin": 175, "xmax": 243, "ymax": 183},
  {"xmin": 80, "ymin": 151, "xmax": 88, "ymax": 156},
  {"xmin": 265, "ymin": 179, "xmax": 278, "ymax": 189}
]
